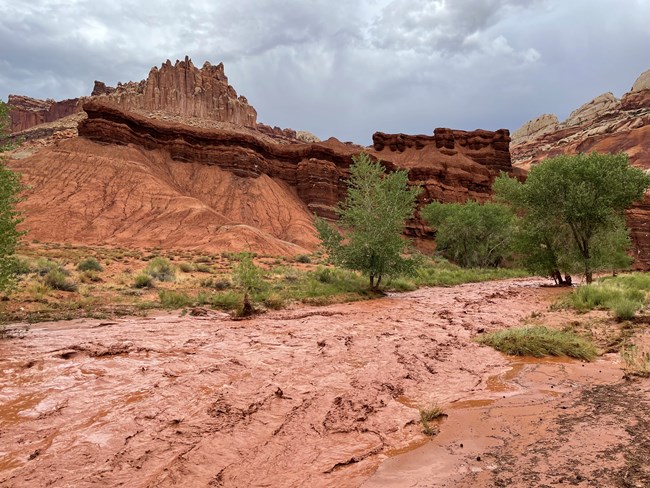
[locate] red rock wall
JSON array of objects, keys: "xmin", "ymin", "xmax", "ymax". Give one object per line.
[
  {"xmin": 97, "ymin": 57, "xmax": 257, "ymax": 128},
  {"xmin": 79, "ymin": 101, "xmax": 521, "ymax": 243},
  {"xmin": 8, "ymin": 95, "xmax": 81, "ymax": 133}
]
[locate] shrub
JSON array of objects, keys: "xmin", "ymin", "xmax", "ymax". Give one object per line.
[
  {"xmin": 77, "ymin": 257, "xmax": 103, "ymax": 272},
  {"xmin": 178, "ymin": 262, "xmax": 193, "ymax": 273},
  {"xmin": 194, "ymin": 262, "xmax": 212, "ymax": 273},
  {"xmin": 477, "ymin": 326, "xmax": 597, "ymax": 361},
  {"xmin": 44, "ymin": 269, "xmax": 78, "ymax": 292},
  {"xmin": 210, "ymin": 290, "xmax": 241, "ymax": 310},
  {"xmin": 79, "ymin": 270, "xmax": 102, "ymax": 283},
  {"xmin": 296, "ymin": 254, "xmax": 312, "ymax": 264},
  {"xmin": 34, "ymin": 258, "xmax": 64, "ymax": 276},
  {"xmin": 13, "ymin": 256, "xmax": 32, "ymax": 275},
  {"xmin": 145, "ymin": 257, "xmax": 176, "ymax": 281},
  {"xmin": 611, "ymin": 298, "xmax": 642, "ymax": 321},
  {"xmin": 133, "ymin": 273, "xmax": 154, "ymax": 289},
  {"xmin": 158, "ymin": 290, "xmax": 192, "ymax": 309}
]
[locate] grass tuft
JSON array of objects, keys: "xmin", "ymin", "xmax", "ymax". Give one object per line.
[
  {"xmin": 477, "ymin": 326, "xmax": 597, "ymax": 361},
  {"xmin": 621, "ymin": 344, "xmax": 650, "ymax": 377},
  {"xmin": 77, "ymin": 257, "xmax": 103, "ymax": 272},
  {"xmin": 158, "ymin": 290, "xmax": 192, "ymax": 309},
  {"xmin": 419, "ymin": 404, "xmax": 445, "ymax": 436}
]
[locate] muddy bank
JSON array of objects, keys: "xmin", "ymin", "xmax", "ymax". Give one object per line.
[{"xmin": 0, "ymin": 278, "xmax": 644, "ymax": 487}]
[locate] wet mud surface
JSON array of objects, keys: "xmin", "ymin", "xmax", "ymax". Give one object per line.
[{"xmin": 1, "ymin": 278, "xmax": 647, "ymax": 487}]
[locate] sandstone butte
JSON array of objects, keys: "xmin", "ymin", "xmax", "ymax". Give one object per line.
[
  {"xmin": 511, "ymin": 68, "xmax": 650, "ymax": 270},
  {"xmin": 4, "ymin": 57, "xmax": 525, "ymax": 257}
]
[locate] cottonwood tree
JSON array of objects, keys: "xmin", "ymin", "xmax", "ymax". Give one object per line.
[
  {"xmin": 0, "ymin": 100, "xmax": 24, "ymax": 292},
  {"xmin": 494, "ymin": 152, "xmax": 650, "ymax": 283},
  {"xmin": 315, "ymin": 153, "xmax": 421, "ymax": 290},
  {"xmin": 422, "ymin": 200, "xmax": 515, "ymax": 268}
]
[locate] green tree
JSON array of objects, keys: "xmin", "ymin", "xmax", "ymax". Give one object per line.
[
  {"xmin": 232, "ymin": 253, "xmax": 264, "ymax": 316},
  {"xmin": 422, "ymin": 200, "xmax": 515, "ymax": 268},
  {"xmin": 0, "ymin": 100, "xmax": 24, "ymax": 291},
  {"xmin": 494, "ymin": 152, "xmax": 650, "ymax": 283},
  {"xmin": 315, "ymin": 153, "xmax": 421, "ymax": 290}
]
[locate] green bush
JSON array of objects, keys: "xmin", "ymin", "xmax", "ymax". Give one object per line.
[
  {"xmin": 77, "ymin": 257, "xmax": 103, "ymax": 272},
  {"xmin": 178, "ymin": 262, "xmax": 193, "ymax": 273},
  {"xmin": 611, "ymin": 298, "xmax": 642, "ymax": 321},
  {"xmin": 133, "ymin": 273, "xmax": 154, "ymax": 289},
  {"xmin": 210, "ymin": 290, "xmax": 241, "ymax": 310},
  {"xmin": 35, "ymin": 258, "xmax": 64, "ymax": 276},
  {"xmin": 145, "ymin": 257, "xmax": 176, "ymax": 281},
  {"xmin": 296, "ymin": 254, "xmax": 312, "ymax": 264},
  {"xmin": 158, "ymin": 290, "xmax": 192, "ymax": 309},
  {"xmin": 477, "ymin": 326, "xmax": 597, "ymax": 361},
  {"xmin": 44, "ymin": 269, "xmax": 78, "ymax": 292}
]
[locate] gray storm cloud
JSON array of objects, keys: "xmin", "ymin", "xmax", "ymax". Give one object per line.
[{"xmin": 0, "ymin": 0, "xmax": 648, "ymax": 143}]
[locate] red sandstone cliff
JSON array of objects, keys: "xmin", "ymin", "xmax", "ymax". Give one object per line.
[
  {"xmin": 4, "ymin": 98, "xmax": 520, "ymax": 254},
  {"xmin": 6, "ymin": 57, "xmax": 259, "ymax": 136},
  {"xmin": 8, "ymin": 95, "xmax": 82, "ymax": 133},
  {"xmin": 510, "ymin": 68, "xmax": 650, "ymax": 269}
]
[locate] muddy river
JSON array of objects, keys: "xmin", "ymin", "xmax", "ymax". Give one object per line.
[{"xmin": 1, "ymin": 278, "xmax": 648, "ymax": 487}]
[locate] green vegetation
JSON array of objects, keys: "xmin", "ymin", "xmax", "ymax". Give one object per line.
[
  {"xmin": 0, "ymin": 101, "xmax": 24, "ymax": 291},
  {"xmin": 565, "ymin": 273, "xmax": 650, "ymax": 320},
  {"xmin": 494, "ymin": 152, "xmax": 650, "ymax": 283},
  {"xmin": 77, "ymin": 257, "xmax": 103, "ymax": 272},
  {"xmin": 144, "ymin": 257, "xmax": 176, "ymax": 281},
  {"xmin": 316, "ymin": 153, "xmax": 421, "ymax": 290},
  {"xmin": 158, "ymin": 290, "xmax": 192, "ymax": 309},
  {"xmin": 43, "ymin": 268, "xmax": 78, "ymax": 292},
  {"xmin": 133, "ymin": 273, "xmax": 154, "ymax": 289},
  {"xmin": 232, "ymin": 253, "xmax": 265, "ymax": 316},
  {"xmin": 387, "ymin": 257, "xmax": 526, "ymax": 290},
  {"xmin": 295, "ymin": 254, "xmax": 312, "ymax": 264},
  {"xmin": 477, "ymin": 326, "xmax": 597, "ymax": 361},
  {"xmin": 422, "ymin": 200, "xmax": 515, "ymax": 268}
]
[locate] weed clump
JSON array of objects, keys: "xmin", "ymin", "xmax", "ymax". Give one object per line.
[
  {"xmin": 621, "ymin": 344, "xmax": 650, "ymax": 377},
  {"xmin": 477, "ymin": 326, "xmax": 597, "ymax": 361},
  {"xmin": 77, "ymin": 257, "xmax": 103, "ymax": 272},
  {"xmin": 145, "ymin": 257, "xmax": 176, "ymax": 282},
  {"xmin": 44, "ymin": 269, "xmax": 78, "ymax": 292},
  {"xmin": 419, "ymin": 404, "xmax": 445, "ymax": 436},
  {"xmin": 133, "ymin": 273, "xmax": 154, "ymax": 289},
  {"xmin": 158, "ymin": 290, "xmax": 192, "ymax": 309}
]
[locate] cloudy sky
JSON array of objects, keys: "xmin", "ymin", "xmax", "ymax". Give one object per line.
[{"xmin": 1, "ymin": 0, "xmax": 648, "ymax": 144}]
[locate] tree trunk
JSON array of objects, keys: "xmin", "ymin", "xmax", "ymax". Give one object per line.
[
  {"xmin": 240, "ymin": 292, "xmax": 253, "ymax": 317},
  {"xmin": 585, "ymin": 270, "xmax": 593, "ymax": 284}
]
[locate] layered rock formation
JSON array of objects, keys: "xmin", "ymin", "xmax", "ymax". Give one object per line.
[
  {"xmin": 94, "ymin": 56, "xmax": 257, "ymax": 128},
  {"xmin": 7, "ymin": 57, "xmax": 257, "ymax": 134},
  {"xmin": 511, "ymin": 68, "xmax": 650, "ymax": 269},
  {"xmin": 8, "ymin": 95, "xmax": 81, "ymax": 133},
  {"xmin": 5, "ymin": 98, "xmax": 521, "ymax": 254}
]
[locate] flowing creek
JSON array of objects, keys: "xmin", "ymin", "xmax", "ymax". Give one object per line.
[{"xmin": 1, "ymin": 278, "xmax": 647, "ymax": 487}]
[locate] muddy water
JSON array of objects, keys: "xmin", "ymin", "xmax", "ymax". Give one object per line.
[{"xmin": 0, "ymin": 278, "xmax": 638, "ymax": 487}]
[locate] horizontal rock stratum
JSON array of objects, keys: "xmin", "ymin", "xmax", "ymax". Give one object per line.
[{"xmin": 6, "ymin": 94, "xmax": 522, "ymax": 255}]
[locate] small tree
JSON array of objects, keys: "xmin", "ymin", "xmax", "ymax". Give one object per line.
[
  {"xmin": 494, "ymin": 152, "xmax": 650, "ymax": 283},
  {"xmin": 315, "ymin": 153, "xmax": 421, "ymax": 290},
  {"xmin": 422, "ymin": 200, "xmax": 515, "ymax": 268},
  {"xmin": 0, "ymin": 101, "xmax": 24, "ymax": 292},
  {"xmin": 232, "ymin": 253, "xmax": 264, "ymax": 316}
]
